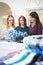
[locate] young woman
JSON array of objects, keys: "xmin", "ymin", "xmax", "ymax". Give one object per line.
[
  {"xmin": 15, "ymin": 15, "xmax": 28, "ymax": 35},
  {"xmin": 0, "ymin": 15, "xmax": 15, "ymax": 39},
  {"xmin": 28, "ymin": 12, "xmax": 42, "ymax": 35},
  {"xmin": 6, "ymin": 15, "xmax": 15, "ymax": 31}
]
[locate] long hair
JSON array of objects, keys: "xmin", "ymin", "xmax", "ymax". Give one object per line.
[
  {"xmin": 7, "ymin": 15, "xmax": 15, "ymax": 29},
  {"xmin": 18, "ymin": 15, "xmax": 28, "ymax": 29},
  {"xmin": 29, "ymin": 12, "xmax": 42, "ymax": 25}
]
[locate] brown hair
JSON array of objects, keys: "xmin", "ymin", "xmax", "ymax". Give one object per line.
[
  {"xmin": 29, "ymin": 12, "xmax": 42, "ymax": 25},
  {"xmin": 7, "ymin": 15, "xmax": 15, "ymax": 29},
  {"xmin": 18, "ymin": 15, "xmax": 28, "ymax": 29}
]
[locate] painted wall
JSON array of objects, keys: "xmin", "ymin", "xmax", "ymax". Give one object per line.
[{"xmin": 0, "ymin": 0, "xmax": 43, "ymax": 26}]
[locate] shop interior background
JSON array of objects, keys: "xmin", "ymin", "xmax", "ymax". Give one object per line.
[{"xmin": 0, "ymin": 0, "xmax": 43, "ymax": 34}]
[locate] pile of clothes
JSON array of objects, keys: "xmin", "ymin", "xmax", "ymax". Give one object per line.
[
  {"xmin": 0, "ymin": 35, "xmax": 43, "ymax": 65},
  {"xmin": 0, "ymin": 45, "xmax": 43, "ymax": 65}
]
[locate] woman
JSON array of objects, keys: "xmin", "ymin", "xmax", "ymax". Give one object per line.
[
  {"xmin": 6, "ymin": 15, "xmax": 15, "ymax": 31},
  {"xmin": 28, "ymin": 12, "xmax": 42, "ymax": 35},
  {"xmin": 15, "ymin": 15, "xmax": 28, "ymax": 35},
  {"xmin": 0, "ymin": 15, "xmax": 15, "ymax": 39}
]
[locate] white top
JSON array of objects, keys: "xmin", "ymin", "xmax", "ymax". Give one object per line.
[
  {"xmin": 1, "ymin": 25, "xmax": 7, "ymax": 36},
  {"xmin": 0, "ymin": 25, "xmax": 14, "ymax": 39}
]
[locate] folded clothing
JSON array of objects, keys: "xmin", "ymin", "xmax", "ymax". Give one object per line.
[{"xmin": 0, "ymin": 50, "xmax": 22, "ymax": 61}]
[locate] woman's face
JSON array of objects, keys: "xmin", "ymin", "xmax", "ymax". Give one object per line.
[
  {"xmin": 8, "ymin": 17, "xmax": 14, "ymax": 27},
  {"xmin": 19, "ymin": 17, "xmax": 24, "ymax": 26},
  {"xmin": 29, "ymin": 16, "xmax": 36, "ymax": 23}
]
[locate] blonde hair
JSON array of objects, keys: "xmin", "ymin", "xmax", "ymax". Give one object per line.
[{"xmin": 7, "ymin": 15, "xmax": 15, "ymax": 29}]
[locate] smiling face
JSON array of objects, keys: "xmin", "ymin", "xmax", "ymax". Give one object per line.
[
  {"xmin": 19, "ymin": 17, "xmax": 25, "ymax": 26},
  {"xmin": 8, "ymin": 17, "xmax": 14, "ymax": 27},
  {"xmin": 18, "ymin": 16, "xmax": 27, "ymax": 29},
  {"xmin": 7, "ymin": 15, "xmax": 14, "ymax": 29}
]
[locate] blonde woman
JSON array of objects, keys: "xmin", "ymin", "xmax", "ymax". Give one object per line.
[{"xmin": 0, "ymin": 15, "xmax": 15, "ymax": 39}]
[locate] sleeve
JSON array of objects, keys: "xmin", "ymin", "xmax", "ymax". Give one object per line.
[
  {"xmin": 37, "ymin": 24, "xmax": 42, "ymax": 35},
  {"xmin": 1, "ymin": 25, "xmax": 7, "ymax": 36}
]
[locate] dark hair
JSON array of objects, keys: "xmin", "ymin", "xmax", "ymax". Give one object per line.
[
  {"xmin": 18, "ymin": 15, "xmax": 28, "ymax": 29},
  {"xmin": 29, "ymin": 12, "xmax": 42, "ymax": 25}
]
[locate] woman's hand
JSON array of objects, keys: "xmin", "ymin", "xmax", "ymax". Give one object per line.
[{"xmin": 0, "ymin": 35, "xmax": 5, "ymax": 39}]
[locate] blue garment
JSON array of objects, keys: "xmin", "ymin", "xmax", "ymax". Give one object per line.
[
  {"xmin": 0, "ymin": 27, "xmax": 28, "ymax": 41},
  {"xmin": 7, "ymin": 26, "xmax": 29, "ymax": 41},
  {"xmin": 15, "ymin": 26, "xmax": 28, "ymax": 33},
  {"xmin": 8, "ymin": 30, "xmax": 25, "ymax": 41},
  {"xmin": 32, "ymin": 48, "xmax": 41, "ymax": 55}
]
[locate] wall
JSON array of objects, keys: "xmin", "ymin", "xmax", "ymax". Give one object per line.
[{"xmin": 0, "ymin": 0, "xmax": 43, "ymax": 26}]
